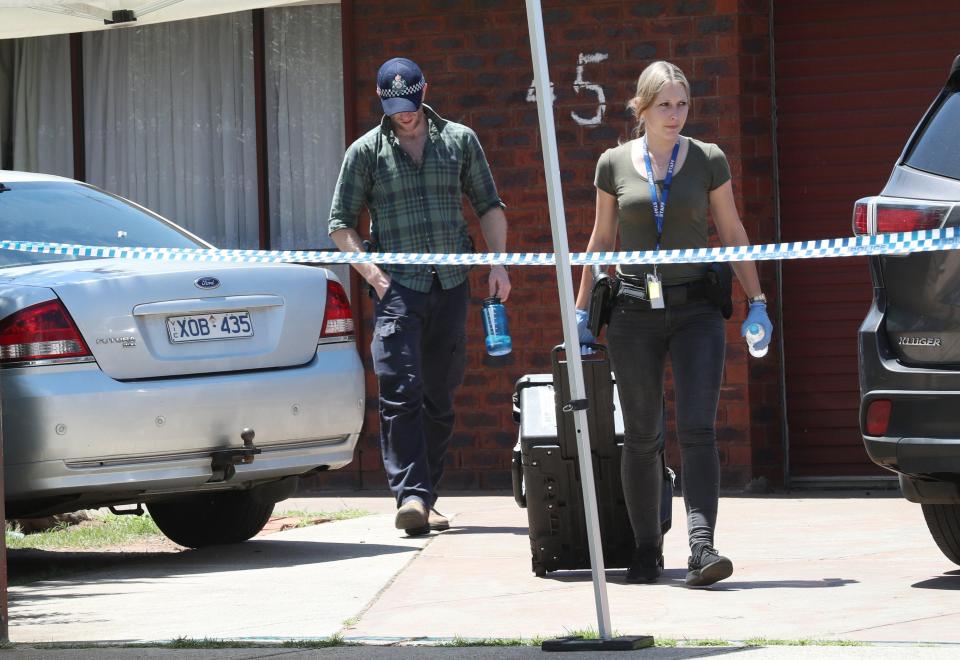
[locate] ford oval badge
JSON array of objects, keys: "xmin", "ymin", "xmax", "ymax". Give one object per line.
[{"xmin": 195, "ymin": 276, "xmax": 221, "ymax": 290}]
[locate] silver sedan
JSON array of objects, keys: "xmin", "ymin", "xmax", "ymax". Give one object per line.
[{"xmin": 0, "ymin": 170, "xmax": 364, "ymax": 547}]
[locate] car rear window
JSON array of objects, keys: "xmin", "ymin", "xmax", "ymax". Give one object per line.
[
  {"xmin": 0, "ymin": 181, "xmax": 206, "ymax": 268},
  {"xmin": 904, "ymin": 91, "xmax": 960, "ymax": 181}
]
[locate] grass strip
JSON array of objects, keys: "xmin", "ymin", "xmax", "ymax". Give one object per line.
[
  {"xmin": 743, "ymin": 638, "xmax": 866, "ymax": 647},
  {"xmin": 428, "ymin": 635, "xmax": 868, "ymax": 648},
  {"xmin": 22, "ymin": 636, "xmax": 874, "ymax": 651},
  {"xmin": 5, "ymin": 508, "xmax": 372, "ymax": 551},
  {"xmin": 165, "ymin": 635, "xmax": 350, "ymax": 649},
  {"xmin": 274, "ymin": 508, "xmax": 371, "ymax": 525},
  {"xmin": 437, "ymin": 636, "xmax": 543, "ymax": 647},
  {"xmin": 31, "ymin": 636, "xmax": 352, "ymax": 650},
  {"xmin": 5, "ymin": 513, "xmax": 160, "ymax": 550}
]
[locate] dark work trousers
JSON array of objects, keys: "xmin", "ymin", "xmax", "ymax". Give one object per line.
[
  {"xmin": 372, "ymin": 277, "xmax": 469, "ymax": 509},
  {"xmin": 605, "ymin": 297, "xmax": 726, "ymax": 550}
]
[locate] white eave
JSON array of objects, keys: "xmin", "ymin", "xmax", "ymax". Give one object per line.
[
  {"xmin": 0, "ymin": 169, "xmax": 76, "ymax": 183},
  {"xmin": 0, "ymin": 0, "xmax": 336, "ymax": 40}
]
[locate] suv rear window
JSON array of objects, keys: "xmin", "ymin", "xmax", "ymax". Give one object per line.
[{"xmin": 904, "ymin": 91, "xmax": 960, "ymax": 181}]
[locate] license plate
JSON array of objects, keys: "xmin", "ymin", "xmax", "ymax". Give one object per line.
[{"xmin": 166, "ymin": 311, "xmax": 254, "ymax": 343}]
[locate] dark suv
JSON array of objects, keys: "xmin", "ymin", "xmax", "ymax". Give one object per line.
[{"xmin": 856, "ymin": 54, "xmax": 960, "ymax": 566}]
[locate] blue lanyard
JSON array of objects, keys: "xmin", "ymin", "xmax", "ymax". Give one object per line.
[{"xmin": 642, "ymin": 137, "xmax": 680, "ymax": 251}]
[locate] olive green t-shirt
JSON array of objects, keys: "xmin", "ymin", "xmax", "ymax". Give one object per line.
[{"xmin": 594, "ymin": 137, "xmax": 731, "ymax": 285}]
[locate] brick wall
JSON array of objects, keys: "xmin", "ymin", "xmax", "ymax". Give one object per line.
[
  {"xmin": 307, "ymin": 0, "xmax": 782, "ymax": 493},
  {"xmin": 732, "ymin": 1, "xmax": 784, "ymax": 486}
]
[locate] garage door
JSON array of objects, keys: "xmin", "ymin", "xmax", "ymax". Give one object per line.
[{"xmin": 773, "ymin": 1, "xmax": 960, "ymax": 478}]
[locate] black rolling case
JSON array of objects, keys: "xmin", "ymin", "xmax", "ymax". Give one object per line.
[{"xmin": 511, "ymin": 345, "xmax": 673, "ymax": 577}]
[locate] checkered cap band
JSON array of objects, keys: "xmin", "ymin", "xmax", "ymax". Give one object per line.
[{"xmin": 378, "ymin": 79, "xmax": 426, "ymax": 99}]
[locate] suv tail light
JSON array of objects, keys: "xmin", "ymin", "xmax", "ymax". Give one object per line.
[
  {"xmin": 853, "ymin": 196, "xmax": 952, "ymax": 235},
  {"xmin": 318, "ymin": 280, "xmax": 354, "ymax": 343},
  {"xmin": 853, "ymin": 202, "xmax": 869, "ymax": 235},
  {"xmin": 865, "ymin": 399, "xmax": 892, "ymax": 436},
  {"xmin": 0, "ymin": 299, "xmax": 93, "ymax": 365}
]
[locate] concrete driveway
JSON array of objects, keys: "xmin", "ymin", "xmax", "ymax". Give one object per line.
[{"xmin": 7, "ymin": 491, "xmax": 960, "ymax": 648}]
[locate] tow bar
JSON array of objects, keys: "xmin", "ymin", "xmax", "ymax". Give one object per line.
[{"xmin": 209, "ymin": 427, "xmax": 261, "ymax": 483}]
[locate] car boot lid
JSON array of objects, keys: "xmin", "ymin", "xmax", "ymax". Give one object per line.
[{"xmin": 2, "ymin": 259, "xmax": 334, "ymax": 379}]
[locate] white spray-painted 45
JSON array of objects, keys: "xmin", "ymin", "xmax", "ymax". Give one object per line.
[{"xmin": 527, "ymin": 52, "xmax": 610, "ymax": 127}]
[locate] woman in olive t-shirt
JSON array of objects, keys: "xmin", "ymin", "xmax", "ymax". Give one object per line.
[{"xmin": 573, "ymin": 61, "xmax": 774, "ymax": 588}]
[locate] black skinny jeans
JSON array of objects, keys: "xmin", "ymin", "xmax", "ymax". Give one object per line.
[{"xmin": 606, "ymin": 297, "xmax": 726, "ymax": 550}]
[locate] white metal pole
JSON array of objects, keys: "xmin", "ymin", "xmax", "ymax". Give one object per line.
[{"xmin": 524, "ymin": 0, "xmax": 612, "ymax": 640}]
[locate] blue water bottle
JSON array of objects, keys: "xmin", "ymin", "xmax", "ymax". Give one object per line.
[{"xmin": 482, "ymin": 296, "xmax": 512, "ymax": 356}]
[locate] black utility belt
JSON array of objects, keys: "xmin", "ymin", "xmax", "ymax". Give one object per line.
[{"xmin": 616, "ymin": 278, "xmax": 707, "ymax": 307}]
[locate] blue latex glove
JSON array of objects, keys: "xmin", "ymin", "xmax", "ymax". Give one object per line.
[
  {"xmin": 741, "ymin": 302, "xmax": 773, "ymax": 351},
  {"xmin": 575, "ymin": 308, "xmax": 596, "ymax": 355}
]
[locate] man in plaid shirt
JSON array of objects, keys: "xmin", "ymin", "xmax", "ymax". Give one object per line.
[{"xmin": 329, "ymin": 57, "xmax": 511, "ymax": 536}]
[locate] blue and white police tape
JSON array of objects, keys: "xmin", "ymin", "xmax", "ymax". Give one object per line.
[{"xmin": 2, "ymin": 226, "xmax": 959, "ymax": 266}]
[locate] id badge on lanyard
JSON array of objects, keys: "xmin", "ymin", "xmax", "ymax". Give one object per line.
[{"xmin": 643, "ymin": 137, "xmax": 680, "ymax": 310}]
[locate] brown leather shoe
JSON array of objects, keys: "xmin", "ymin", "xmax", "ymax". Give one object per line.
[
  {"xmin": 395, "ymin": 498, "xmax": 428, "ymax": 534},
  {"xmin": 428, "ymin": 507, "xmax": 450, "ymax": 531}
]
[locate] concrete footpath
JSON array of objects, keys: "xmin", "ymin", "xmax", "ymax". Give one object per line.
[{"xmin": 6, "ymin": 491, "xmax": 960, "ymax": 658}]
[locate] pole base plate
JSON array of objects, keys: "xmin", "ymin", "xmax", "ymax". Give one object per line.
[{"xmin": 542, "ymin": 635, "xmax": 654, "ymax": 652}]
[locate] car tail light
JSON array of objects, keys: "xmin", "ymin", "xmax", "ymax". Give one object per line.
[
  {"xmin": 865, "ymin": 399, "xmax": 892, "ymax": 436},
  {"xmin": 319, "ymin": 280, "xmax": 354, "ymax": 342},
  {"xmin": 853, "ymin": 196, "xmax": 952, "ymax": 235},
  {"xmin": 853, "ymin": 201, "xmax": 869, "ymax": 235},
  {"xmin": 0, "ymin": 299, "xmax": 93, "ymax": 365}
]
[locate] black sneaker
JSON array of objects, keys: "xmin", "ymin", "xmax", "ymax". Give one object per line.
[
  {"xmin": 626, "ymin": 543, "xmax": 663, "ymax": 584},
  {"xmin": 685, "ymin": 544, "xmax": 733, "ymax": 587}
]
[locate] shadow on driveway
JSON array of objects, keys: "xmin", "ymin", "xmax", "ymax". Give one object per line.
[
  {"xmin": 542, "ymin": 568, "xmax": 859, "ymax": 590},
  {"xmin": 911, "ymin": 569, "xmax": 960, "ymax": 590},
  {"xmin": 8, "ymin": 538, "xmax": 415, "ymax": 589},
  {"xmin": 442, "ymin": 525, "xmax": 529, "ymax": 536}
]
